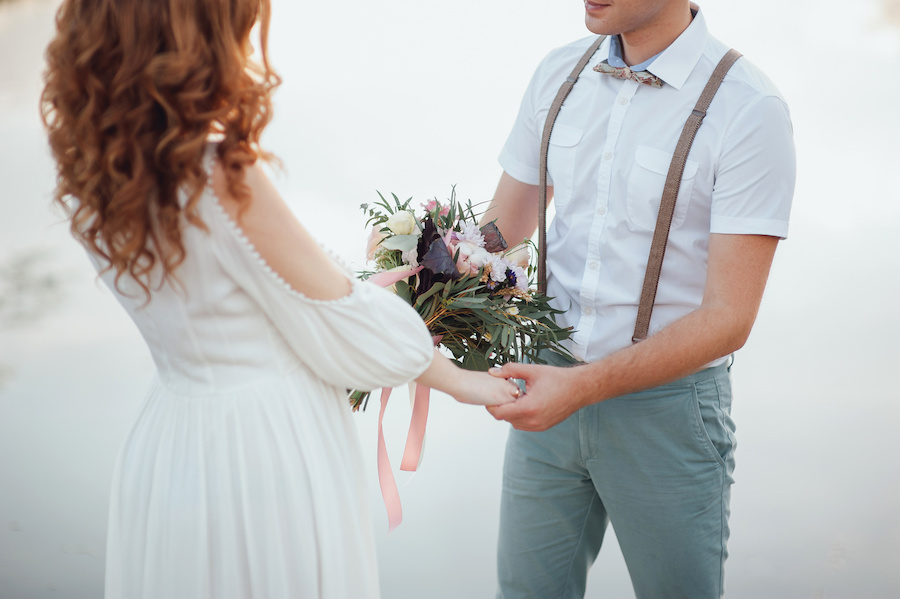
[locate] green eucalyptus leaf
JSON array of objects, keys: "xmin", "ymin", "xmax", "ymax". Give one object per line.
[{"xmin": 380, "ymin": 235, "xmax": 420, "ymax": 252}]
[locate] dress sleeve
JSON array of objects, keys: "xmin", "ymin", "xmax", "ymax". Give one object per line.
[{"xmin": 201, "ymin": 192, "xmax": 434, "ymax": 392}]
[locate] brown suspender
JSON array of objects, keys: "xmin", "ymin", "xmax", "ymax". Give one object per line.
[
  {"xmin": 538, "ymin": 35, "xmax": 607, "ymax": 297},
  {"xmin": 632, "ymin": 48, "xmax": 742, "ymax": 342},
  {"xmin": 537, "ymin": 38, "xmax": 742, "ymax": 344}
]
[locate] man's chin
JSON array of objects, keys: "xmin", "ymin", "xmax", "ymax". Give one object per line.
[{"xmin": 584, "ymin": 16, "xmax": 613, "ymax": 35}]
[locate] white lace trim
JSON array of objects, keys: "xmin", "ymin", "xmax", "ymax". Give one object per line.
[{"xmin": 202, "ymin": 145, "xmax": 361, "ymax": 306}]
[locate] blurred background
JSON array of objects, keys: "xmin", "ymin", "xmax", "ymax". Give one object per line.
[{"xmin": 1, "ymin": 0, "xmax": 898, "ymax": 597}]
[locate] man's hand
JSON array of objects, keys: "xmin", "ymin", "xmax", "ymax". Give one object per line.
[
  {"xmin": 485, "ymin": 362, "xmax": 586, "ymax": 431},
  {"xmin": 484, "ymin": 234, "xmax": 780, "ymax": 432}
]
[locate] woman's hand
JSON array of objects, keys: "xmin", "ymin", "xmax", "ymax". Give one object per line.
[
  {"xmin": 415, "ymin": 350, "xmax": 520, "ymax": 406},
  {"xmin": 449, "ymin": 369, "xmax": 521, "ymax": 407}
]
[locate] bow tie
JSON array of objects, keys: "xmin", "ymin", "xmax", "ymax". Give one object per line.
[{"xmin": 593, "ymin": 60, "xmax": 663, "ymax": 88}]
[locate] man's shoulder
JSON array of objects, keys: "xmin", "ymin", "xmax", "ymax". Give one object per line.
[{"xmin": 702, "ymin": 36, "xmax": 786, "ymax": 103}]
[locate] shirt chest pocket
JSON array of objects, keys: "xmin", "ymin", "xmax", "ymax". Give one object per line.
[
  {"xmin": 546, "ymin": 124, "xmax": 583, "ymax": 208},
  {"xmin": 626, "ymin": 146, "xmax": 699, "ymax": 231}
]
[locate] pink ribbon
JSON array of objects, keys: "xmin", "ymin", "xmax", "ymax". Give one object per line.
[
  {"xmin": 376, "ymin": 383, "xmax": 431, "ymax": 533},
  {"xmin": 374, "ymin": 334, "xmax": 442, "ymax": 532},
  {"xmin": 400, "ymin": 381, "xmax": 431, "ymax": 472},
  {"xmin": 377, "ymin": 387, "xmax": 403, "ymax": 532}
]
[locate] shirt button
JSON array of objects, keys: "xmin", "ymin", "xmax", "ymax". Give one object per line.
[
  {"xmin": 618, "ymin": 96, "xmax": 628, "ymax": 105},
  {"xmin": 603, "ymin": 152, "xmax": 613, "ymax": 161},
  {"xmin": 582, "ymin": 306, "xmax": 593, "ymax": 316},
  {"xmin": 597, "ymin": 205, "xmax": 607, "ymax": 215},
  {"xmin": 588, "ymin": 261, "xmax": 599, "ymax": 270}
]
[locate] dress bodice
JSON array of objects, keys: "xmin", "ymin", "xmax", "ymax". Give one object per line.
[{"xmin": 91, "ymin": 150, "xmax": 434, "ymax": 397}]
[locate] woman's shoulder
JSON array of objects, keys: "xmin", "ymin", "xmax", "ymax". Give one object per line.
[{"xmin": 203, "ymin": 153, "xmax": 355, "ymax": 303}]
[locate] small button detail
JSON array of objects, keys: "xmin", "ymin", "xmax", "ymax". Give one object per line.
[
  {"xmin": 582, "ymin": 306, "xmax": 593, "ymax": 316},
  {"xmin": 618, "ymin": 96, "xmax": 628, "ymax": 105},
  {"xmin": 597, "ymin": 205, "xmax": 607, "ymax": 215},
  {"xmin": 603, "ymin": 152, "xmax": 613, "ymax": 161},
  {"xmin": 589, "ymin": 261, "xmax": 599, "ymax": 270}
]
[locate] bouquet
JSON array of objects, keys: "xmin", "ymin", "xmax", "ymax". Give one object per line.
[{"xmin": 350, "ymin": 188, "xmax": 574, "ymax": 410}]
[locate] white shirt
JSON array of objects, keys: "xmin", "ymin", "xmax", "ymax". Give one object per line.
[{"xmin": 499, "ymin": 8, "xmax": 795, "ymax": 364}]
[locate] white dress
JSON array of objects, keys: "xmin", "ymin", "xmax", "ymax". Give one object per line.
[{"xmin": 96, "ymin": 148, "xmax": 434, "ymax": 599}]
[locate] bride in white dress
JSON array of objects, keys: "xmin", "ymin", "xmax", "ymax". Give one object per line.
[{"xmin": 41, "ymin": 1, "xmax": 519, "ymax": 597}]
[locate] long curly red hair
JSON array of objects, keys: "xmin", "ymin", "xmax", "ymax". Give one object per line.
[{"xmin": 41, "ymin": 0, "xmax": 280, "ymax": 298}]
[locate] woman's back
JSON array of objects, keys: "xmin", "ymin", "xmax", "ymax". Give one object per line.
[{"xmin": 94, "ymin": 147, "xmax": 434, "ymax": 398}]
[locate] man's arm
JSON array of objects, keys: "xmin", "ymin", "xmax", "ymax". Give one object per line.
[
  {"xmin": 480, "ymin": 172, "xmax": 551, "ymax": 248},
  {"xmin": 487, "ymin": 232, "xmax": 780, "ymax": 431}
]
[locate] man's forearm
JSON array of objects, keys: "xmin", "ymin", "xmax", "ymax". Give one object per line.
[
  {"xmin": 571, "ymin": 303, "xmax": 748, "ymax": 407},
  {"xmin": 569, "ymin": 233, "xmax": 779, "ymax": 408},
  {"xmin": 481, "ymin": 173, "xmax": 546, "ymax": 248}
]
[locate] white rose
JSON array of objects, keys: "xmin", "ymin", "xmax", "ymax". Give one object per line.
[{"xmin": 385, "ymin": 211, "xmax": 416, "ymax": 236}]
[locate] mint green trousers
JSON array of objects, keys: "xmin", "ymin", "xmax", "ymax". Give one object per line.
[{"xmin": 496, "ymin": 355, "xmax": 736, "ymax": 599}]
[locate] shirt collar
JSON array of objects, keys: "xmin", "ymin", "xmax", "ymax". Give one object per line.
[
  {"xmin": 606, "ymin": 34, "xmax": 661, "ymax": 72},
  {"xmin": 645, "ymin": 6, "xmax": 709, "ymax": 90}
]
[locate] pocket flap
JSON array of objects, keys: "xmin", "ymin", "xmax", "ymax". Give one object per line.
[
  {"xmin": 634, "ymin": 146, "xmax": 699, "ymax": 179},
  {"xmin": 548, "ymin": 124, "xmax": 583, "ymax": 148}
]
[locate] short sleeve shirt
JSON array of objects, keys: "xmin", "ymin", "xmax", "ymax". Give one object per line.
[{"xmin": 499, "ymin": 8, "xmax": 796, "ymax": 363}]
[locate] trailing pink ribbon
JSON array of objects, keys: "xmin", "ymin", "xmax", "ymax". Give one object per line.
[
  {"xmin": 375, "ymin": 337, "xmax": 441, "ymax": 532},
  {"xmin": 400, "ymin": 381, "xmax": 431, "ymax": 472},
  {"xmin": 377, "ymin": 387, "xmax": 403, "ymax": 531},
  {"xmin": 368, "ymin": 263, "xmax": 440, "ymax": 531}
]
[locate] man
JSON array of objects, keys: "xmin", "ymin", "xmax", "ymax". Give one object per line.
[{"xmin": 483, "ymin": 1, "xmax": 795, "ymax": 597}]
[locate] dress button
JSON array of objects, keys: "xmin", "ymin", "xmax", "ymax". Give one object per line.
[
  {"xmin": 603, "ymin": 152, "xmax": 613, "ymax": 161},
  {"xmin": 589, "ymin": 261, "xmax": 599, "ymax": 270},
  {"xmin": 583, "ymin": 306, "xmax": 593, "ymax": 316},
  {"xmin": 618, "ymin": 96, "xmax": 628, "ymax": 105},
  {"xmin": 597, "ymin": 205, "xmax": 607, "ymax": 215}
]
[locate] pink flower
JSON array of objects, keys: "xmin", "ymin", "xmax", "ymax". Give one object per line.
[
  {"xmin": 489, "ymin": 257, "xmax": 510, "ymax": 282},
  {"xmin": 513, "ymin": 266, "xmax": 528, "ymax": 291},
  {"xmin": 422, "ymin": 199, "xmax": 451, "ymax": 217},
  {"xmin": 366, "ymin": 226, "xmax": 387, "ymax": 261},
  {"xmin": 458, "ymin": 223, "xmax": 485, "ymax": 247},
  {"xmin": 453, "ymin": 240, "xmax": 491, "ymax": 277}
]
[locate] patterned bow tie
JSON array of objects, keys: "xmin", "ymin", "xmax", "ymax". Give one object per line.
[{"xmin": 593, "ymin": 60, "xmax": 663, "ymax": 88}]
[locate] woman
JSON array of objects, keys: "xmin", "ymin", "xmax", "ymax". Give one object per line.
[{"xmin": 41, "ymin": 1, "xmax": 518, "ymax": 597}]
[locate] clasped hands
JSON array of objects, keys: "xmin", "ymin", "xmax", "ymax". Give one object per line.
[{"xmin": 485, "ymin": 362, "xmax": 587, "ymax": 432}]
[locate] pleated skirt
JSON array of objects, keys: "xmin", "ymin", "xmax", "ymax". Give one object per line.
[{"xmin": 104, "ymin": 370, "xmax": 380, "ymax": 599}]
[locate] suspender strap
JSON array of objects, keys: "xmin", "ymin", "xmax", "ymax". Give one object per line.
[
  {"xmin": 537, "ymin": 35, "xmax": 607, "ymax": 295},
  {"xmin": 631, "ymin": 48, "xmax": 742, "ymax": 342}
]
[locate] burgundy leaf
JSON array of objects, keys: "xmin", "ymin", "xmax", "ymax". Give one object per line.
[{"xmin": 480, "ymin": 221, "xmax": 508, "ymax": 253}]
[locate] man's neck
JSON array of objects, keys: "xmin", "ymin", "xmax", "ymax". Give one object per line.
[{"xmin": 619, "ymin": 4, "xmax": 694, "ymax": 66}]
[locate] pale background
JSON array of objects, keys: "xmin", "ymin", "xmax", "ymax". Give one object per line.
[{"xmin": 1, "ymin": 0, "xmax": 899, "ymax": 597}]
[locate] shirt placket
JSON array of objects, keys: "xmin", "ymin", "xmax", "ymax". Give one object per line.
[{"xmin": 571, "ymin": 80, "xmax": 638, "ymax": 358}]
